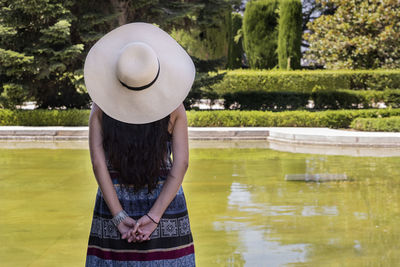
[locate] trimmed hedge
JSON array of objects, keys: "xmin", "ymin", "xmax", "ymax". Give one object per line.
[
  {"xmin": 0, "ymin": 109, "xmax": 90, "ymax": 126},
  {"xmin": 222, "ymin": 89, "xmax": 400, "ymax": 110},
  {"xmin": 211, "ymin": 69, "xmax": 400, "ymax": 95},
  {"xmin": 350, "ymin": 116, "xmax": 400, "ymax": 132},
  {"xmin": 2, "ymin": 108, "xmax": 400, "ymax": 129},
  {"xmin": 207, "ymin": 69, "xmax": 400, "ymax": 110},
  {"xmin": 187, "ymin": 109, "xmax": 400, "ymax": 128},
  {"xmin": 223, "ymin": 91, "xmax": 309, "ymax": 110},
  {"xmin": 311, "ymin": 89, "xmax": 400, "ymax": 109}
]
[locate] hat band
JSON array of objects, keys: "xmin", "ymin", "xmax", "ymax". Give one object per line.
[{"xmin": 119, "ymin": 60, "xmax": 160, "ymax": 91}]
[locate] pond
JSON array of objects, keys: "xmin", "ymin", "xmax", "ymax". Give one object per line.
[{"xmin": 0, "ymin": 141, "xmax": 399, "ymax": 266}]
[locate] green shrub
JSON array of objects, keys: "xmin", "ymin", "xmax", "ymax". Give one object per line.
[
  {"xmin": 211, "ymin": 69, "xmax": 400, "ymax": 95},
  {"xmin": 311, "ymin": 89, "xmax": 400, "ymax": 110},
  {"xmin": 0, "ymin": 83, "xmax": 28, "ymax": 109},
  {"xmin": 218, "ymin": 89, "xmax": 394, "ymax": 111},
  {"xmin": 243, "ymin": 0, "xmax": 280, "ymax": 69},
  {"xmin": 206, "ymin": 69, "xmax": 400, "ymax": 110},
  {"xmin": 384, "ymin": 89, "xmax": 400, "ymax": 108},
  {"xmin": 351, "ymin": 117, "xmax": 400, "ymax": 132},
  {"xmin": 278, "ymin": 0, "xmax": 302, "ymax": 70},
  {"xmin": 0, "ymin": 109, "xmax": 90, "ymax": 126},
  {"xmin": 2, "ymin": 108, "xmax": 400, "ymax": 129},
  {"xmin": 187, "ymin": 108, "xmax": 400, "ymax": 128},
  {"xmin": 223, "ymin": 91, "xmax": 310, "ymax": 110}
]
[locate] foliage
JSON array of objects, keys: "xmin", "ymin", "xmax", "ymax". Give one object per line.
[
  {"xmin": 223, "ymin": 91, "xmax": 309, "ymax": 110},
  {"xmin": 0, "ymin": 0, "xmax": 222, "ymax": 109},
  {"xmin": 0, "ymin": 83, "xmax": 28, "ymax": 109},
  {"xmin": 221, "ymin": 89, "xmax": 400, "ymax": 111},
  {"xmin": 174, "ymin": 1, "xmax": 240, "ymax": 110},
  {"xmin": 227, "ymin": 12, "xmax": 243, "ymax": 69},
  {"xmin": 2, "ymin": 108, "xmax": 400, "ymax": 129},
  {"xmin": 169, "ymin": 0, "xmax": 234, "ymax": 62},
  {"xmin": 210, "ymin": 69, "xmax": 400, "ymax": 95},
  {"xmin": 186, "ymin": 108, "xmax": 400, "ymax": 128},
  {"xmin": 351, "ymin": 116, "xmax": 400, "ymax": 132},
  {"xmin": 383, "ymin": 89, "xmax": 400, "ymax": 108},
  {"xmin": 304, "ymin": 0, "xmax": 400, "ymax": 69},
  {"xmin": 105, "ymin": 0, "xmax": 201, "ymax": 30},
  {"xmin": 205, "ymin": 69, "xmax": 400, "ymax": 110},
  {"xmin": 0, "ymin": 0, "xmax": 116, "ymax": 109},
  {"xmin": 278, "ymin": 0, "xmax": 302, "ymax": 70},
  {"xmin": 184, "ymin": 57, "xmax": 226, "ymax": 109},
  {"xmin": 170, "ymin": 20, "xmax": 229, "ymax": 61},
  {"xmin": 0, "ymin": 108, "xmax": 90, "ymax": 126},
  {"xmin": 301, "ymin": 0, "xmax": 336, "ymax": 53},
  {"xmin": 243, "ymin": 0, "xmax": 280, "ymax": 69}
]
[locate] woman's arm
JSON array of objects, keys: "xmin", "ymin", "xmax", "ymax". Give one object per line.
[
  {"xmin": 130, "ymin": 103, "xmax": 189, "ymax": 242},
  {"xmin": 148, "ymin": 103, "xmax": 189, "ymax": 220},
  {"xmin": 88, "ymin": 102, "xmax": 136, "ymax": 237}
]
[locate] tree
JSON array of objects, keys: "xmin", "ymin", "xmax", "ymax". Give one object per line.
[
  {"xmin": 304, "ymin": 0, "xmax": 400, "ymax": 69},
  {"xmin": 0, "ymin": 0, "xmax": 78, "ymax": 108},
  {"xmin": 301, "ymin": 0, "xmax": 336, "ymax": 51},
  {"xmin": 0, "ymin": 0, "xmax": 210, "ymax": 109},
  {"xmin": 0, "ymin": 0, "xmax": 117, "ymax": 109},
  {"xmin": 108, "ymin": 0, "xmax": 201, "ymax": 31},
  {"xmin": 227, "ymin": 12, "xmax": 244, "ymax": 69},
  {"xmin": 169, "ymin": 0, "xmax": 238, "ymax": 64},
  {"xmin": 278, "ymin": 0, "xmax": 302, "ymax": 70},
  {"xmin": 243, "ymin": 0, "xmax": 280, "ymax": 69}
]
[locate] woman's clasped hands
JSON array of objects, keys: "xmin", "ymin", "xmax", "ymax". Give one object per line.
[{"xmin": 119, "ymin": 214, "xmax": 159, "ymax": 243}]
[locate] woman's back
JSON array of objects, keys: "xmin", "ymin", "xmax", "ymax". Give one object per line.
[
  {"xmin": 104, "ymin": 132, "xmax": 173, "ymax": 176},
  {"xmin": 101, "ymin": 112, "xmax": 172, "ymax": 191}
]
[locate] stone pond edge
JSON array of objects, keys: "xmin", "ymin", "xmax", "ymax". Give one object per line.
[{"xmin": 0, "ymin": 126, "xmax": 399, "ymax": 147}]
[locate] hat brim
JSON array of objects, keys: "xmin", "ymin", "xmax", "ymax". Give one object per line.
[{"xmin": 84, "ymin": 22, "xmax": 195, "ymax": 124}]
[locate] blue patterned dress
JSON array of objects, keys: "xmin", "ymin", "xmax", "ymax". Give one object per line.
[{"xmin": 85, "ymin": 137, "xmax": 195, "ymax": 266}]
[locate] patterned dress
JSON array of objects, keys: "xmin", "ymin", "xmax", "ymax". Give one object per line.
[{"xmin": 85, "ymin": 138, "xmax": 195, "ymax": 266}]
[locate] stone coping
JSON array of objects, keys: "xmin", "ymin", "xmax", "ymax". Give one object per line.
[
  {"xmin": 1, "ymin": 140, "xmax": 399, "ymax": 157},
  {"xmin": 0, "ymin": 126, "xmax": 399, "ymax": 148}
]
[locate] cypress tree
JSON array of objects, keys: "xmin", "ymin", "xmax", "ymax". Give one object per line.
[
  {"xmin": 227, "ymin": 13, "xmax": 243, "ymax": 69},
  {"xmin": 278, "ymin": 0, "xmax": 302, "ymax": 70},
  {"xmin": 243, "ymin": 0, "xmax": 280, "ymax": 69}
]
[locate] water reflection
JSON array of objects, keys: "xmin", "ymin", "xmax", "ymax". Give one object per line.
[
  {"xmin": 186, "ymin": 148, "xmax": 400, "ymax": 266},
  {"xmin": 1, "ymin": 146, "xmax": 400, "ymax": 266},
  {"xmin": 301, "ymin": 205, "xmax": 338, "ymax": 216},
  {"xmin": 224, "ymin": 182, "xmax": 309, "ymax": 266}
]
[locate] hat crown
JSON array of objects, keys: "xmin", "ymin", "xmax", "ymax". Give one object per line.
[{"xmin": 116, "ymin": 42, "xmax": 159, "ymax": 89}]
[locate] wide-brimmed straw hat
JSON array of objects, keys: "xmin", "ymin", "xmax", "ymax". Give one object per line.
[{"xmin": 84, "ymin": 22, "xmax": 195, "ymax": 124}]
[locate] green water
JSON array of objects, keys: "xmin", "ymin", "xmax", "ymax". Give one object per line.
[{"xmin": 0, "ymin": 144, "xmax": 399, "ymax": 266}]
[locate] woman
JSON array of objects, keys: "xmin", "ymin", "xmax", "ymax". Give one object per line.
[{"xmin": 84, "ymin": 22, "xmax": 196, "ymax": 266}]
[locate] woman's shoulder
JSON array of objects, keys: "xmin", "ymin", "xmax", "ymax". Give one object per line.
[
  {"xmin": 168, "ymin": 103, "xmax": 186, "ymax": 134},
  {"xmin": 90, "ymin": 102, "xmax": 103, "ymax": 119},
  {"xmin": 171, "ymin": 103, "xmax": 185, "ymax": 117}
]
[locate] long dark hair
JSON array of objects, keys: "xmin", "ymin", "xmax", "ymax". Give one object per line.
[{"xmin": 102, "ymin": 111, "xmax": 171, "ymax": 192}]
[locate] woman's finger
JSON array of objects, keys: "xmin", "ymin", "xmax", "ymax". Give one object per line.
[
  {"xmin": 122, "ymin": 232, "xmax": 128, "ymax": 239},
  {"xmin": 129, "ymin": 232, "xmax": 136, "ymax": 243},
  {"xmin": 133, "ymin": 222, "xmax": 140, "ymax": 233}
]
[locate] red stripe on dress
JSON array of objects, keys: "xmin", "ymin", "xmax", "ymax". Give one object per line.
[{"xmin": 87, "ymin": 244, "xmax": 194, "ymax": 261}]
